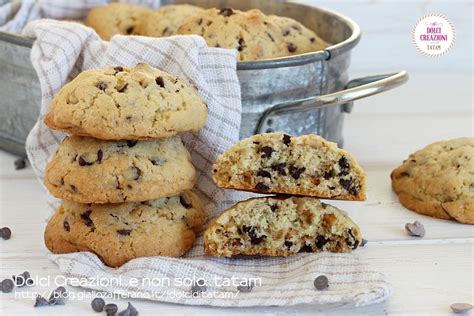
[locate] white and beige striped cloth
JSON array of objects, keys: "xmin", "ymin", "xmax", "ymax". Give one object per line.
[{"xmin": 0, "ymin": 0, "xmax": 392, "ymax": 307}]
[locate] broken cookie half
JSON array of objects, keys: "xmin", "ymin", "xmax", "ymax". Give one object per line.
[
  {"xmin": 204, "ymin": 196, "xmax": 362, "ymax": 257},
  {"xmin": 212, "ymin": 132, "xmax": 367, "ymax": 201}
]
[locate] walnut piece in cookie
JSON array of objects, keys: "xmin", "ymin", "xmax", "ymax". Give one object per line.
[{"xmin": 212, "ymin": 132, "xmax": 367, "ymax": 201}]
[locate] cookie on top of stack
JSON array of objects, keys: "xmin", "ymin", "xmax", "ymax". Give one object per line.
[
  {"xmin": 43, "ymin": 63, "xmax": 208, "ymax": 267},
  {"xmin": 205, "ymin": 132, "xmax": 366, "ymax": 257}
]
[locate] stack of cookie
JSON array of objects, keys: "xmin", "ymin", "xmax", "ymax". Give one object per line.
[
  {"xmin": 204, "ymin": 132, "xmax": 367, "ymax": 257},
  {"xmin": 42, "ymin": 64, "xmax": 209, "ymax": 267}
]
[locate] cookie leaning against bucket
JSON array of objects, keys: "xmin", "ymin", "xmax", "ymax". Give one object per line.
[
  {"xmin": 175, "ymin": 8, "xmax": 288, "ymax": 61},
  {"xmin": 212, "ymin": 132, "xmax": 367, "ymax": 201},
  {"xmin": 204, "ymin": 196, "xmax": 362, "ymax": 257},
  {"xmin": 391, "ymin": 138, "xmax": 474, "ymax": 224},
  {"xmin": 86, "ymin": 3, "xmax": 152, "ymax": 40},
  {"xmin": 135, "ymin": 4, "xmax": 204, "ymax": 37},
  {"xmin": 44, "ymin": 63, "xmax": 208, "ymax": 140},
  {"xmin": 44, "ymin": 191, "xmax": 205, "ymax": 267},
  {"xmin": 44, "ymin": 135, "xmax": 195, "ymax": 204}
]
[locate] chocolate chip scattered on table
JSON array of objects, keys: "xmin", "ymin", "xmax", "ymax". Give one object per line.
[
  {"xmin": 314, "ymin": 275, "xmax": 329, "ymax": 290},
  {"xmin": 405, "ymin": 220, "xmax": 425, "ymax": 237},
  {"xmin": 0, "ymin": 227, "xmax": 11, "ymax": 240}
]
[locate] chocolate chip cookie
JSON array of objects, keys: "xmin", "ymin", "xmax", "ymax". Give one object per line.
[
  {"xmin": 212, "ymin": 132, "xmax": 367, "ymax": 201},
  {"xmin": 44, "ymin": 191, "xmax": 205, "ymax": 267},
  {"xmin": 204, "ymin": 196, "xmax": 362, "ymax": 257},
  {"xmin": 86, "ymin": 3, "xmax": 152, "ymax": 40},
  {"xmin": 44, "ymin": 63, "xmax": 208, "ymax": 140},
  {"xmin": 45, "ymin": 135, "xmax": 195, "ymax": 204},
  {"xmin": 175, "ymin": 8, "xmax": 289, "ymax": 61},
  {"xmin": 391, "ymin": 138, "xmax": 474, "ymax": 224},
  {"xmin": 135, "ymin": 4, "xmax": 204, "ymax": 37},
  {"xmin": 267, "ymin": 15, "xmax": 328, "ymax": 55}
]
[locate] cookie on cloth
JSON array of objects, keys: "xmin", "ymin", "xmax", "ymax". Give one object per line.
[
  {"xmin": 175, "ymin": 8, "xmax": 289, "ymax": 61},
  {"xmin": 135, "ymin": 4, "xmax": 204, "ymax": 37},
  {"xmin": 44, "ymin": 135, "xmax": 196, "ymax": 204},
  {"xmin": 204, "ymin": 196, "xmax": 362, "ymax": 257},
  {"xmin": 212, "ymin": 132, "xmax": 367, "ymax": 201},
  {"xmin": 391, "ymin": 138, "xmax": 474, "ymax": 224},
  {"xmin": 44, "ymin": 191, "xmax": 205, "ymax": 267},
  {"xmin": 44, "ymin": 63, "xmax": 208, "ymax": 140},
  {"xmin": 86, "ymin": 3, "xmax": 152, "ymax": 40}
]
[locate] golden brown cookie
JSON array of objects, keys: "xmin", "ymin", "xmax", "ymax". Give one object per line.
[
  {"xmin": 204, "ymin": 196, "xmax": 362, "ymax": 257},
  {"xmin": 391, "ymin": 138, "xmax": 474, "ymax": 224},
  {"xmin": 45, "ymin": 135, "xmax": 196, "ymax": 204},
  {"xmin": 45, "ymin": 192, "xmax": 205, "ymax": 267},
  {"xmin": 44, "ymin": 64, "xmax": 208, "ymax": 140},
  {"xmin": 212, "ymin": 132, "xmax": 367, "ymax": 201},
  {"xmin": 86, "ymin": 3, "xmax": 152, "ymax": 40}
]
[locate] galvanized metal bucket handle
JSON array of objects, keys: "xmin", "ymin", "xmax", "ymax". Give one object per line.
[{"xmin": 256, "ymin": 70, "xmax": 409, "ymax": 134}]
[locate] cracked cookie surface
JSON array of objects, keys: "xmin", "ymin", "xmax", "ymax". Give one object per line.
[
  {"xmin": 175, "ymin": 8, "xmax": 289, "ymax": 61},
  {"xmin": 204, "ymin": 196, "xmax": 362, "ymax": 257},
  {"xmin": 44, "ymin": 191, "xmax": 205, "ymax": 267},
  {"xmin": 212, "ymin": 132, "xmax": 367, "ymax": 201},
  {"xmin": 45, "ymin": 135, "xmax": 195, "ymax": 204},
  {"xmin": 44, "ymin": 63, "xmax": 208, "ymax": 140},
  {"xmin": 391, "ymin": 138, "xmax": 474, "ymax": 224},
  {"xmin": 86, "ymin": 3, "xmax": 152, "ymax": 40},
  {"xmin": 135, "ymin": 4, "xmax": 204, "ymax": 37}
]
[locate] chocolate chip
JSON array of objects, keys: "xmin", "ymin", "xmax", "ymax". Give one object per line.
[
  {"xmin": 361, "ymin": 238, "xmax": 368, "ymax": 247},
  {"xmin": 13, "ymin": 271, "xmax": 32, "ymax": 287},
  {"xmin": 190, "ymin": 283, "xmax": 207, "ymax": 296},
  {"xmin": 237, "ymin": 38, "xmax": 245, "ymax": 52},
  {"xmin": 125, "ymin": 115, "xmax": 132, "ymax": 120},
  {"xmin": 60, "ymin": 178, "xmax": 65, "ymax": 185},
  {"xmin": 255, "ymin": 182, "xmax": 269, "ymax": 191},
  {"xmin": 450, "ymin": 303, "xmax": 473, "ymax": 314},
  {"xmin": 91, "ymin": 297, "xmax": 105, "ymax": 312},
  {"xmin": 400, "ymin": 172, "xmax": 410, "ymax": 177},
  {"xmin": 78, "ymin": 156, "xmax": 93, "ymax": 166},
  {"xmin": 155, "ymin": 76, "xmax": 165, "ymax": 88},
  {"xmin": 63, "ymin": 220, "xmax": 70, "ymax": 232},
  {"xmin": 131, "ymin": 166, "xmax": 141, "ymax": 180},
  {"xmin": 237, "ymin": 282, "xmax": 254, "ymax": 293},
  {"xmin": 117, "ymin": 83, "xmax": 128, "ymax": 93},
  {"xmin": 219, "ymin": 7, "xmax": 234, "ymax": 17},
  {"xmin": 310, "ymin": 37, "xmax": 315, "ymax": 43},
  {"xmin": 126, "ymin": 26, "xmax": 134, "ymax": 34},
  {"xmin": 1, "ymin": 279, "xmax": 14, "ymax": 293},
  {"xmin": 1, "ymin": 227, "xmax": 11, "ymax": 240},
  {"xmin": 242, "ymin": 226, "xmax": 266, "ymax": 245},
  {"xmin": 260, "ymin": 146, "xmax": 274, "ymax": 158},
  {"xmin": 283, "ymin": 29, "xmax": 290, "ymax": 36},
  {"xmin": 14, "ymin": 158, "xmax": 26, "ymax": 170},
  {"xmin": 287, "ymin": 43, "xmax": 297, "ymax": 53},
  {"xmin": 272, "ymin": 163, "xmax": 287, "ymax": 175},
  {"xmin": 197, "ymin": 18, "xmax": 203, "ymax": 25},
  {"xmin": 104, "ymin": 303, "xmax": 118, "ymax": 316},
  {"xmin": 314, "ymin": 275, "xmax": 329, "ymax": 290},
  {"xmin": 315, "ymin": 236, "xmax": 329, "ymax": 249},
  {"xmin": 97, "ymin": 150, "xmax": 103, "ymax": 163},
  {"xmin": 118, "ymin": 302, "xmax": 138, "ymax": 316},
  {"xmin": 282, "ymin": 134, "xmax": 292, "ymax": 146},
  {"xmin": 180, "ymin": 193, "xmax": 192, "ymax": 209},
  {"xmin": 323, "ymin": 170, "xmax": 333, "ymax": 180},
  {"xmin": 299, "ymin": 244, "xmax": 313, "ymax": 253},
  {"xmin": 266, "ymin": 32, "xmax": 275, "ymax": 42},
  {"xmin": 150, "ymin": 158, "xmax": 165, "ymax": 166},
  {"xmin": 284, "ymin": 241, "xmax": 293, "ymax": 250},
  {"xmin": 339, "ymin": 178, "xmax": 357, "ymax": 195},
  {"xmin": 256, "ymin": 170, "xmax": 271, "ymax": 178},
  {"xmin": 117, "ymin": 229, "xmax": 132, "ymax": 236},
  {"xmin": 338, "ymin": 156, "xmax": 350, "ymax": 170},
  {"xmin": 97, "ymin": 82, "xmax": 107, "ymax": 91},
  {"xmin": 80, "ymin": 210, "xmax": 93, "ymax": 227},
  {"xmin": 270, "ymin": 204, "xmax": 278, "ymax": 212},
  {"xmin": 70, "ymin": 184, "xmax": 77, "ymax": 192},
  {"xmin": 405, "ymin": 220, "xmax": 425, "ymax": 237},
  {"xmin": 34, "ymin": 295, "xmax": 49, "ymax": 307},
  {"xmin": 126, "ymin": 140, "xmax": 137, "ymax": 148},
  {"xmin": 48, "ymin": 286, "xmax": 67, "ymax": 305},
  {"xmin": 347, "ymin": 229, "xmax": 359, "ymax": 249},
  {"xmin": 114, "ymin": 66, "xmax": 123, "ymax": 73},
  {"xmin": 289, "ymin": 166, "xmax": 306, "ymax": 179}
]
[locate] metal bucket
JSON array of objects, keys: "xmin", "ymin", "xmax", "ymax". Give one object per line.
[{"xmin": 0, "ymin": 0, "xmax": 407, "ymax": 156}]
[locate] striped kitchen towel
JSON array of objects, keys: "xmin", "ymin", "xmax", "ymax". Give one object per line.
[{"xmin": 1, "ymin": 1, "xmax": 392, "ymax": 307}]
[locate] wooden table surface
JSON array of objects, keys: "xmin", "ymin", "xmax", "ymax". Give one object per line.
[{"xmin": 0, "ymin": 71, "xmax": 472, "ymax": 315}]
